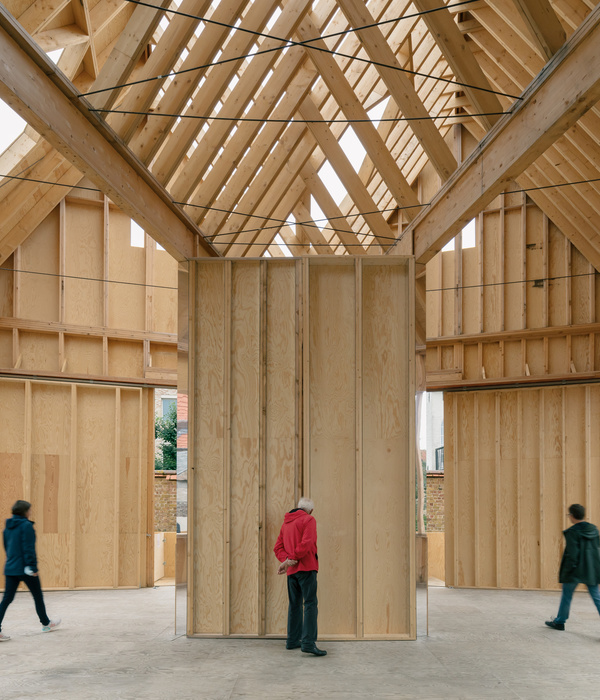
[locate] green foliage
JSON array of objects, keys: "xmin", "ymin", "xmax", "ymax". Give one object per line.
[{"xmin": 155, "ymin": 402, "xmax": 177, "ymax": 470}]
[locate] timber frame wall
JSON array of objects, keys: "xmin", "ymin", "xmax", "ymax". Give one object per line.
[
  {"xmin": 0, "ymin": 193, "xmax": 179, "ymax": 589},
  {"xmin": 184, "ymin": 257, "xmax": 415, "ymax": 639},
  {"xmin": 0, "ymin": 186, "xmax": 178, "ymax": 387},
  {"xmin": 425, "ymin": 184, "xmax": 600, "ymax": 591}
]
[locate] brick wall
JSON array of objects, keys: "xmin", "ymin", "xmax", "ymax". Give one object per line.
[
  {"xmin": 154, "ymin": 472, "xmax": 177, "ymax": 532},
  {"xmin": 426, "ymin": 472, "xmax": 444, "ymax": 532}
]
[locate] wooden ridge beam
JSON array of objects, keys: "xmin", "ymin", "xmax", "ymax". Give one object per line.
[
  {"xmin": 394, "ymin": 3, "xmax": 600, "ymax": 264},
  {"xmin": 0, "ymin": 5, "xmax": 217, "ymax": 261}
]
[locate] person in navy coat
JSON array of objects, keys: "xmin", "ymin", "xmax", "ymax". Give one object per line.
[{"xmin": 0, "ymin": 500, "xmax": 60, "ymax": 641}]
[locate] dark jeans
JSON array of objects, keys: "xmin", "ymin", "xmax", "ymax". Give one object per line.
[
  {"xmin": 0, "ymin": 575, "xmax": 50, "ymax": 631},
  {"xmin": 287, "ymin": 570, "xmax": 318, "ymax": 648},
  {"xmin": 555, "ymin": 582, "xmax": 600, "ymax": 623}
]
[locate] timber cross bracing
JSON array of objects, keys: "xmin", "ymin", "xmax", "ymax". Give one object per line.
[{"xmin": 0, "ymin": 0, "xmax": 599, "ymax": 266}]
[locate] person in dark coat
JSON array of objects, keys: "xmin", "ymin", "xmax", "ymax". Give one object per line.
[
  {"xmin": 0, "ymin": 500, "xmax": 60, "ymax": 641},
  {"xmin": 546, "ymin": 503, "xmax": 600, "ymax": 630},
  {"xmin": 274, "ymin": 497, "xmax": 326, "ymax": 656}
]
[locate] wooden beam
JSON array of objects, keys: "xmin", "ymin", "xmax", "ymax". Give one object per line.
[
  {"xmin": 86, "ymin": 0, "xmax": 171, "ymax": 111},
  {"xmin": 411, "ymin": 0, "xmax": 505, "ymax": 130},
  {"xmin": 393, "ymin": 3, "xmax": 600, "ymax": 264},
  {"xmin": 511, "ymin": 0, "xmax": 566, "ymax": 60},
  {"xmin": 295, "ymin": 15, "xmax": 421, "ymax": 218},
  {"xmin": 0, "ymin": 6, "xmax": 217, "ymax": 261},
  {"xmin": 335, "ymin": 0, "xmax": 457, "ymax": 181},
  {"xmin": 298, "ymin": 97, "xmax": 395, "ymax": 248}
]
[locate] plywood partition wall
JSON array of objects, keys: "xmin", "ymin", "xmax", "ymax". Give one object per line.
[
  {"xmin": 445, "ymin": 384, "xmax": 600, "ymax": 590},
  {"xmin": 0, "ymin": 377, "xmax": 152, "ymax": 589},
  {"xmin": 187, "ymin": 257, "xmax": 415, "ymax": 639}
]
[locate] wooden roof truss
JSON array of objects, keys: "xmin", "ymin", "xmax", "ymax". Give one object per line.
[{"xmin": 0, "ymin": 0, "xmax": 599, "ymax": 266}]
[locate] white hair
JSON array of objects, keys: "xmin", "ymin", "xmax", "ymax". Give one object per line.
[{"xmin": 297, "ymin": 497, "xmax": 314, "ymax": 513}]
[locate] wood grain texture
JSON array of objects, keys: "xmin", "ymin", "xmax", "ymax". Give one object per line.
[
  {"xmin": 188, "ymin": 258, "xmax": 415, "ymax": 638},
  {"xmin": 446, "ymin": 383, "xmax": 600, "ymax": 591}
]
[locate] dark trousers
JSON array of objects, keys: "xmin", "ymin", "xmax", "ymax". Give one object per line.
[
  {"xmin": 0, "ymin": 575, "xmax": 50, "ymax": 631},
  {"xmin": 287, "ymin": 570, "xmax": 318, "ymax": 648}
]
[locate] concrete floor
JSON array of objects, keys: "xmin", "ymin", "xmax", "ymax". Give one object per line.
[{"xmin": 1, "ymin": 584, "xmax": 600, "ymax": 699}]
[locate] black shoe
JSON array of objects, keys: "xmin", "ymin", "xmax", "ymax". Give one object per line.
[
  {"xmin": 545, "ymin": 619, "xmax": 565, "ymax": 630},
  {"xmin": 301, "ymin": 645, "xmax": 327, "ymax": 656},
  {"xmin": 286, "ymin": 642, "xmax": 301, "ymax": 650}
]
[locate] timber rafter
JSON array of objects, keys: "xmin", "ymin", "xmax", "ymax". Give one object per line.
[{"xmin": 0, "ymin": 0, "xmax": 598, "ymax": 270}]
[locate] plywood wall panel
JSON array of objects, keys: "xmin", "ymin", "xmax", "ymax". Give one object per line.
[
  {"xmin": 19, "ymin": 208, "xmax": 59, "ymax": 323},
  {"xmin": 441, "ymin": 252, "xmax": 455, "ymax": 337},
  {"xmin": 462, "ymin": 248, "xmax": 480, "ymax": 335},
  {"xmin": 503, "ymin": 208, "xmax": 523, "ymax": 331},
  {"xmin": 0, "ymin": 378, "xmax": 149, "ymax": 590},
  {"xmin": 475, "ymin": 392, "xmax": 497, "ymax": 588},
  {"xmin": 446, "ymin": 384, "xmax": 600, "ymax": 591},
  {"xmin": 64, "ymin": 336, "xmax": 104, "ymax": 376},
  {"xmin": 75, "ymin": 387, "xmax": 116, "ymax": 588},
  {"xmin": 540, "ymin": 388, "xmax": 563, "ymax": 590},
  {"xmin": 455, "ymin": 393, "xmax": 475, "ymax": 588},
  {"xmin": 525, "ymin": 206, "xmax": 545, "ymax": 330},
  {"xmin": 19, "ymin": 332, "xmax": 58, "ymax": 372},
  {"xmin": 0, "ymin": 258, "xmax": 14, "ymax": 317},
  {"xmin": 519, "ymin": 390, "xmax": 541, "ymax": 589},
  {"xmin": 118, "ymin": 388, "xmax": 143, "ymax": 587},
  {"xmin": 107, "ymin": 340, "xmax": 144, "ymax": 378},
  {"xmin": 187, "ymin": 258, "xmax": 414, "ymax": 639},
  {"xmin": 548, "ymin": 224, "xmax": 568, "ymax": 328},
  {"xmin": 362, "ymin": 262, "xmax": 413, "ymax": 637},
  {"xmin": 108, "ymin": 210, "xmax": 145, "ymax": 332},
  {"xmin": 308, "ymin": 262, "xmax": 357, "ymax": 637},
  {"xmin": 152, "ymin": 249, "xmax": 178, "ymax": 335},
  {"xmin": 229, "ymin": 262, "xmax": 261, "ymax": 635},
  {"xmin": 192, "ymin": 263, "xmax": 226, "ymax": 635},
  {"xmin": 0, "ymin": 331, "xmax": 12, "ymax": 367},
  {"xmin": 64, "ymin": 202, "xmax": 104, "ymax": 327},
  {"xmin": 498, "ymin": 391, "xmax": 519, "ymax": 588},
  {"xmin": 264, "ymin": 261, "xmax": 297, "ymax": 637},
  {"xmin": 482, "ymin": 211, "xmax": 502, "ymax": 333}
]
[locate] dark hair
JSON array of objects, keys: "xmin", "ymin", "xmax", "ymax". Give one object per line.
[
  {"xmin": 569, "ymin": 503, "xmax": 585, "ymax": 520},
  {"xmin": 12, "ymin": 500, "xmax": 31, "ymax": 517}
]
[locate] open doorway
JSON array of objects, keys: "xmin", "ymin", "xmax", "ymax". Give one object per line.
[
  {"xmin": 421, "ymin": 391, "xmax": 445, "ymax": 587},
  {"xmin": 153, "ymin": 389, "xmax": 178, "ymax": 586}
]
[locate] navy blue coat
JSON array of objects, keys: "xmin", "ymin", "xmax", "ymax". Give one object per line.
[
  {"xmin": 3, "ymin": 515, "xmax": 38, "ymax": 576},
  {"xmin": 559, "ymin": 521, "xmax": 600, "ymax": 585}
]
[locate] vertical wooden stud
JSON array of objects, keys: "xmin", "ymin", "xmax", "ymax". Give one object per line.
[
  {"xmin": 223, "ymin": 260, "xmax": 232, "ymax": 636},
  {"xmin": 258, "ymin": 261, "xmax": 268, "ymax": 637},
  {"xmin": 59, "ymin": 198, "xmax": 66, "ymax": 324},
  {"xmin": 355, "ymin": 259, "xmax": 364, "ymax": 639},
  {"xmin": 103, "ymin": 196, "xmax": 110, "ymax": 329},
  {"xmin": 113, "ymin": 387, "xmax": 121, "ymax": 588},
  {"xmin": 23, "ymin": 380, "xmax": 32, "ymax": 500},
  {"xmin": 474, "ymin": 393, "xmax": 480, "ymax": 587},
  {"xmin": 69, "ymin": 384, "xmax": 77, "ymax": 589}
]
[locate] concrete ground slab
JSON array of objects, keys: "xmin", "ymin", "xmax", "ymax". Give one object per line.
[{"xmin": 0, "ymin": 585, "xmax": 599, "ymax": 699}]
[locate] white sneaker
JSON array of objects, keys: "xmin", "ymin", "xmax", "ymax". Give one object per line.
[
  {"xmin": 0, "ymin": 633, "xmax": 10, "ymax": 641},
  {"xmin": 42, "ymin": 619, "xmax": 61, "ymax": 632}
]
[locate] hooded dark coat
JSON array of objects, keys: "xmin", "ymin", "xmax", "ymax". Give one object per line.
[
  {"xmin": 3, "ymin": 515, "xmax": 38, "ymax": 576},
  {"xmin": 559, "ymin": 521, "xmax": 600, "ymax": 585}
]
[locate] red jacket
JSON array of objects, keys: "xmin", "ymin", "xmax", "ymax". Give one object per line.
[{"xmin": 274, "ymin": 509, "xmax": 318, "ymax": 575}]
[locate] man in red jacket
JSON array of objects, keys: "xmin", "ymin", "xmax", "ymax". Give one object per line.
[{"xmin": 274, "ymin": 497, "xmax": 326, "ymax": 656}]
